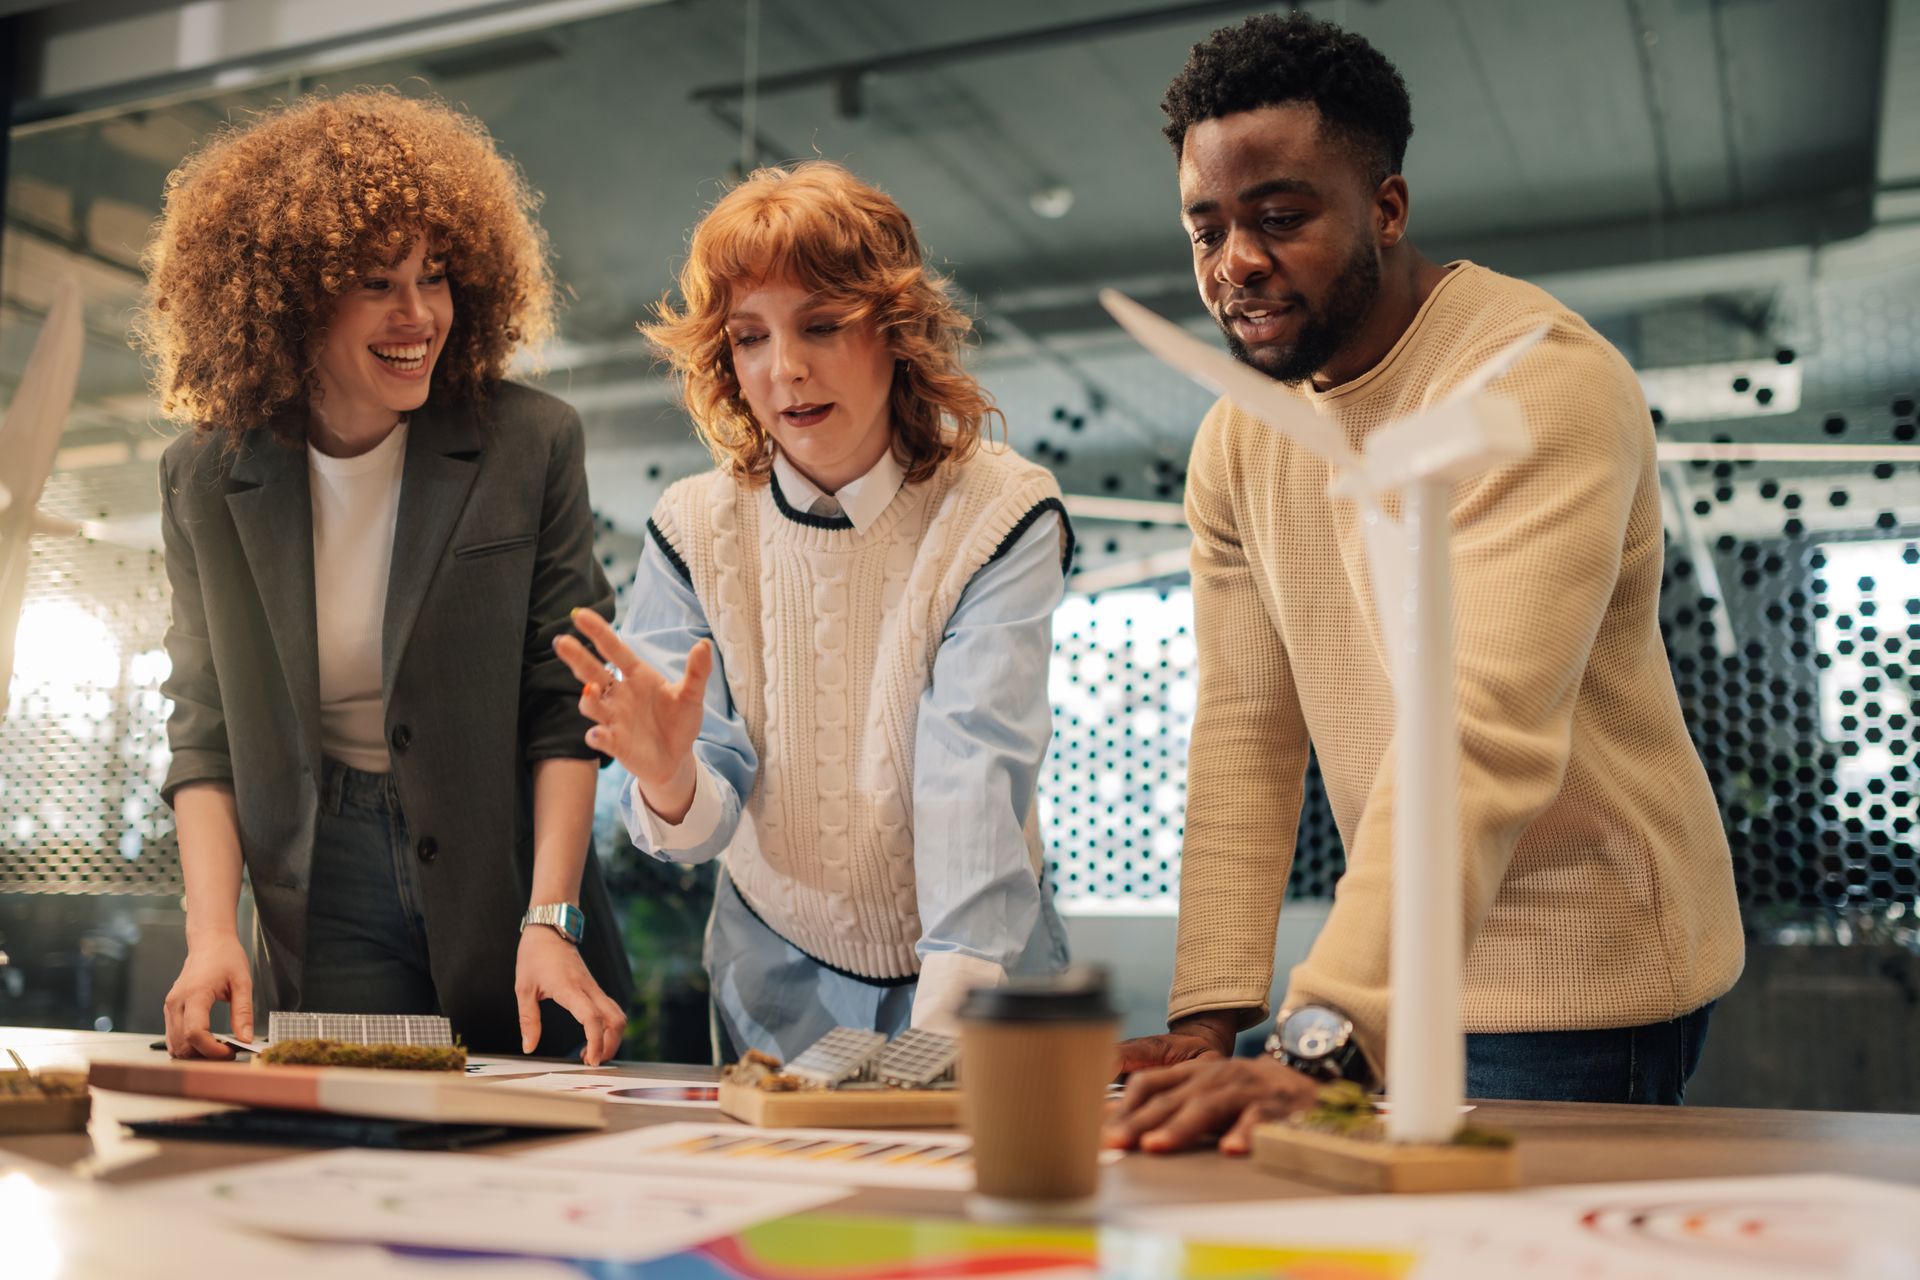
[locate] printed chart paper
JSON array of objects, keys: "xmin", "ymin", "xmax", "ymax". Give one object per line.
[
  {"xmin": 528, "ymin": 1121, "xmax": 977, "ymax": 1190},
  {"xmin": 1131, "ymin": 1173, "xmax": 1920, "ymax": 1279},
  {"xmin": 492, "ymin": 1072, "xmax": 721, "ymax": 1107},
  {"xmin": 614, "ymin": 1212, "xmax": 1416, "ymax": 1279},
  {"xmin": 140, "ymin": 1149, "xmax": 848, "ymax": 1262}
]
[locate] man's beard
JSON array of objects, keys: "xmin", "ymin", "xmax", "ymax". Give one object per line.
[{"xmin": 1218, "ymin": 239, "xmax": 1381, "ymax": 385}]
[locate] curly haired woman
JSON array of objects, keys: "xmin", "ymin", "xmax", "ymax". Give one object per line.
[
  {"xmin": 139, "ymin": 91, "xmax": 631, "ymax": 1061},
  {"xmin": 554, "ymin": 162, "xmax": 1073, "ymax": 1060}
]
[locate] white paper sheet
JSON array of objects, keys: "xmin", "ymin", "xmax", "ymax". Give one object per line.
[
  {"xmin": 489, "ymin": 1071, "xmax": 721, "ymax": 1105},
  {"xmin": 1130, "ymin": 1173, "xmax": 1920, "ymax": 1279},
  {"xmin": 461, "ymin": 1057, "xmax": 594, "ymax": 1078},
  {"xmin": 527, "ymin": 1120, "xmax": 978, "ymax": 1190},
  {"xmin": 139, "ymin": 1149, "xmax": 848, "ymax": 1263},
  {"xmin": 3, "ymin": 1156, "xmax": 574, "ymax": 1280}
]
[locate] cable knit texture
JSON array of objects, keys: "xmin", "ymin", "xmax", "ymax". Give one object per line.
[
  {"xmin": 1172, "ymin": 263, "xmax": 1745, "ymax": 1075},
  {"xmin": 654, "ymin": 444, "xmax": 1065, "ymax": 978}
]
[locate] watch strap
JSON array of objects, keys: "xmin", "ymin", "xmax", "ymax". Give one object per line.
[{"xmin": 520, "ymin": 902, "xmax": 585, "ymax": 945}]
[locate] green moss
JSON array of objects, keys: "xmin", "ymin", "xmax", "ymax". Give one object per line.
[
  {"xmin": 0, "ymin": 1070, "xmax": 87, "ymax": 1098},
  {"xmin": 258, "ymin": 1039, "xmax": 466, "ymax": 1071},
  {"xmin": 1293, "ymin": 1081, "xmax": 1512, "ymax": 1148},
  {"xmin": 1294, "ymin": 1079, "xmax": 1385, "ymax": 1140},
  {"xmin": 1450, "ymin": 1124, "xmax": 1515, "ymax": 1148}
]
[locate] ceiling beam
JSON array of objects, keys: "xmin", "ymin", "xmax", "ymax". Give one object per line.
[
  {"xmin": 10, "ymin": 0, "xmax": 670, "ymax": 130},
  {"xmin": 688, "ymin": 1, "xmax": 1354, "ymax": 108}
]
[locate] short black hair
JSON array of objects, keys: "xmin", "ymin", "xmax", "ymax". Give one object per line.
[{"xmin": 1160, "ymin": 12, "xmax": 1413, "ymax": 186}]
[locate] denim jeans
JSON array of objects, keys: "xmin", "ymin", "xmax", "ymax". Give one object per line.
[
  {"xmin": 300, "ymin": 759, "xmax": 441, "ymax": 1016},
  {"xmin": 1464, "ymin": 1002, "xmax": 1715, "ymax": 1104}
]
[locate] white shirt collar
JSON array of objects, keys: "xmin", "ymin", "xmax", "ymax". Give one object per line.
[{"xmin": 771, "ymin": 447, "xmax": 906, "ymax": 534}]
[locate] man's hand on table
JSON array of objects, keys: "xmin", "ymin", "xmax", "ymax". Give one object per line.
[
  {"xmin": 1114, "ymin": 1009, "xmax": 1238, "ymax": 1075},
  {"xmin": 515, "ymin": 926, "xmax": 628, "ymax": 1066},
  {"xmin": 1104, "ymin": 1054, "xmax": 1320, "ymax": 1155}
]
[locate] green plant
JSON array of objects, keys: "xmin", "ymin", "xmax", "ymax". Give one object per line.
[{"xmin": 596, "ymin": 806, "xmax": 717, "ymax": 1063}]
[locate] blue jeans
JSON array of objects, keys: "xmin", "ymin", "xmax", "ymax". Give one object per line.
[
  {"xmin": 1465, "ymin": 1003, "xmax": 1715, "ymax": 1104},
  {"xmin": 300, "ymin": 759, "xmax": 441, "ymax": 1016}
]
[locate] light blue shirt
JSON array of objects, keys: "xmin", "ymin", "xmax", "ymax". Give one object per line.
[{"xmin": 614, "ymin": 471, "xmax": 1071, "ymax": 1061}]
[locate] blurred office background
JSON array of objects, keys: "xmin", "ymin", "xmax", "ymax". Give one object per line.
[{"xmin": 0, "ymin": 0, "xmax": 1914, "ymax": 1107}]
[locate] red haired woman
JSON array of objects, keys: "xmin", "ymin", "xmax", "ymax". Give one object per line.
[
  {"xmin": 139, "ymin": 92, "xmax": 630, "ymax": 1061},
  {"xmin": 555, "ymin": 162, "xmax": 1071, "ymax": 1060}
]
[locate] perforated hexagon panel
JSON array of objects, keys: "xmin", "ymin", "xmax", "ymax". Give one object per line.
[
  {"xmin": 2, "ymin": 463, "xmax": 178, "ymax": 896},
  {"xmin": 1041, "ymin": 589, "xmax": 1343, "ymax": 906},
  {"xmin": 1658, "ymin": 470, "xmax": 1919, "ymax": 912},
  {"xmin": 1041, "ymin": 412, "xmax": 1918, "ymax": 912}
]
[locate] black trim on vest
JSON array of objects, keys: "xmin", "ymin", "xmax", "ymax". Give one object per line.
[
  {"xmin": 768, "ymin": 470, "xmax": 856, "ymax": 530},
  {"xmin": 728, "ymin": 877, "xmax": 919, "ymax": 988},
  {"xmin": 646, "ymin": 518, "xmax": 693, "ymax": 584},
  {"xmin": 985, "ymin": 497, "xmax": 1075, "ymax": 575}
]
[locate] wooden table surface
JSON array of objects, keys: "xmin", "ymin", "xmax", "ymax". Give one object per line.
[{"xmin": 7, "ymin": 1025, "xmax": 1920, "ymax": 1220}]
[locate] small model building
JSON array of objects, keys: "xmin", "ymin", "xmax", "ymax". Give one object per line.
[
  {"xmin": 268, "ymin": 1012, "xmax": 454, "ymax": 1047},
  {"xmin": 728, "ymin": 1027, "xmax": 960, "ymax": 1093},
  {"xmin": 783, "ymin": 1028, "xmax": 888, "ymax": 1087},
  {"xmin": 875, "ymin": 1028, "xmax": 960, "ymax": 1088},
  {"xmin": 718, "ymin": 1029, "xmax": 966, "ymax": 1128}
]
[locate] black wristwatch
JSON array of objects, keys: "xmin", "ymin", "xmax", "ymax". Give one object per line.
[{"xmin": 1264, "ymin": 1004, "xmax": 1375, "ymax": 1087}]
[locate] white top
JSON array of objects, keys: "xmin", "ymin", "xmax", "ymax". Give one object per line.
[
  {"xmin": 308, "ymin": 422, "xmax": 408, "ymax": 773},
  {"xmin": 771, "ymin": 447, "xmax": 906, "ymax": 533}
]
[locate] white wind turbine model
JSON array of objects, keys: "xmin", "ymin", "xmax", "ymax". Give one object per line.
[
  {"xmin": 1, "ymin": 277, "xmax": 86, "ymax": 708},
  {"xmin": 1102, "ymin": 288, "xmax": 1546, "ymax": 1146}
]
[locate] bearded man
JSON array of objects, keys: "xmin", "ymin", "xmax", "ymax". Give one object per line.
[{"xmin": 1105, "ymin": 12, "xmax": 1744, "ymax": 1156}]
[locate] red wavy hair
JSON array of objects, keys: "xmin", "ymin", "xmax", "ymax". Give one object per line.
[{"xmin": 643, "ymin": 162, "xmax": 1000, "ymax": 485}]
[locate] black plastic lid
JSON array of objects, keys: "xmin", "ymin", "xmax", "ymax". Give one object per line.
[{"xmin": 960, "ymin": 966, "xmax": 1116, "ymax": 1022}]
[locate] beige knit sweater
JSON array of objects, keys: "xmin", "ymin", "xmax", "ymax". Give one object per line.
[
  {"xmin": 651, "ymin": 445, "xmax": 1063, "ymax": 979},
  {"xmin": 1171, "ymin": 262, "xmax": 1744, "ymax": 1075}
]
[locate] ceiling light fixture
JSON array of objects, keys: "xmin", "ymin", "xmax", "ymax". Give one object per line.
[{"xmin": 1029, "ymin": 184, "xmax": 1074, "ymax": 219}]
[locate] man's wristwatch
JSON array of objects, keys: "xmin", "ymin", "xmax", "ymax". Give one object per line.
[
  {"xmin": 1264, "ymin": 1004, "xmax": 1375, "ymax": 1087},
  {"xmin": 520, "ymin": 903, "xmax": 585, "ymax": 945}
]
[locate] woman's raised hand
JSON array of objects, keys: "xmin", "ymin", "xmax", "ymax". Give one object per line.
[{"xmin": 555, "ymin": 610, "xmax": 712, "ymax": 817}]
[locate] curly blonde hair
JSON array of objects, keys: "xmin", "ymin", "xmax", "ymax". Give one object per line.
[
  {"xmin": 643, "ymin": 162, "xmax": 999, "ymax": 485},
  {"xmin": 134, "ymin": 89, "xmax": 555, "ymax": 439}
]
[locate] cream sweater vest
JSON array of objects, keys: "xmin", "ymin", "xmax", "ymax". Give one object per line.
[{"xmin": 651, "ymin": 444, "xmax": 1066, "ymax": 979}]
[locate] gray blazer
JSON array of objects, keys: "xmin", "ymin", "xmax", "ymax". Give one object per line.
[{"xmin": 158, "ymin": 382, "xmax": 632, "ymax": 1053}]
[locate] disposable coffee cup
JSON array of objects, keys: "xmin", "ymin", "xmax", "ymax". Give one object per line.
[{"xmin": 958, "ymin": 966, "xmax": 1118, "ymax": 1221}]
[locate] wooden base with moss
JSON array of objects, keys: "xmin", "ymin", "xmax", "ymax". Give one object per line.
[
  {"xmin": 257, "ymin": 1039, "xmax": 467, "ymax": 1071},
  {"xmin": 717, "ymin": 1050, "xmax": 963, "ymax": 1128},
  {"xmin": 1250, "ymin": 1081, "xmax": 1518, "ymax": 1194},
  {"xmin": 0, "ymin": 1051, "xmax": 91, "ymax": 1133}
]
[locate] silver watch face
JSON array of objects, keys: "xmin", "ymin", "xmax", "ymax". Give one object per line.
[{"xmin": 1282, "ymin": 1006, "xmax": 1349, "ymax": 1061}]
